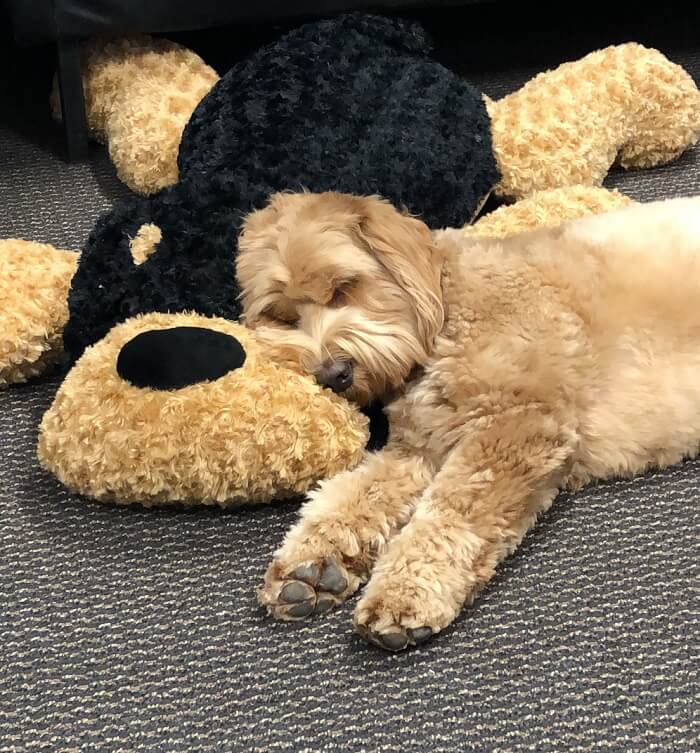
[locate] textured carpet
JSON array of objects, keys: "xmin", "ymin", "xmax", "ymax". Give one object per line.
[{"xmin": 1, "ymin": 8, "xmax": 699, "ymax": 753}]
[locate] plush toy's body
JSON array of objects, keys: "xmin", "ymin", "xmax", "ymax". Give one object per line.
[
  {"xmin": 2, "ymin": 13, "xmax": 699, "ymax": 508},
  {"xmin": 59, "ymin": 17, "xmax": 700, "ymax": 363}
]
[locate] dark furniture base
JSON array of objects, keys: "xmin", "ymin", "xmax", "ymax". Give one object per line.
[{"xmin": 56, "ymin": 39, "xmax": 89, "ymax": 161}]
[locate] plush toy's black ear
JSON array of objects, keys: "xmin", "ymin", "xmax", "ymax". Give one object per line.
[{"xmin": 117, "ymin": 327, "xmax": 246, "ymax": 390}]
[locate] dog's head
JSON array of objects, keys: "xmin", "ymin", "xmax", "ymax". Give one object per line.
[{"xmin": 237, "ymin": 191, "xmax": 444, "ymax": 405}]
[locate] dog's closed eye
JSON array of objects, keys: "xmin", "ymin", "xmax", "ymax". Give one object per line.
[
  {"xmin": 329, "ymin": 288, "xmax": 346, "ymax": 307},
  {"xmin": 263, "ymin": 304, "xmax": 300, "ymax": 326},
  {"xmin": 329, "ymin": 276, "xmax": 360, "ymax": 307}
]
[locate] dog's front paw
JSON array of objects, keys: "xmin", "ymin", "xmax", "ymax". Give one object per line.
[
  {"xmin": 353, "ymin": 558, "xmax": 462, "ymax": 651},
  {"xmin": 353, "ymin": 591, "xmax": 442, "ymax": 652},
  {"xmin": 258, "ymin": 554, "xmax": 360, "ymax": 621}
]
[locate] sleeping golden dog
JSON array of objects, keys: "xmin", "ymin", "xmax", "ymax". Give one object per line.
[{"xmin": 237, "ymin": 190, "xmax": 700, "ymax": 651}]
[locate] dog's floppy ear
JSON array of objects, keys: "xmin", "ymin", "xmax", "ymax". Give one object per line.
[{"xmin": 355, "ymin": 196, "xmax": 444, "ymax": 354}]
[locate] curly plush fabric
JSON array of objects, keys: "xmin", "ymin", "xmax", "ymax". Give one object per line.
[
  {"xmin": 63, "ymin": 14, "xmax": 498, "ymax": 360},
  {"xmin": 50, "ymin": 36, "xmax": 219, "ymax": 195},
  {"xmin": 0, "ymin": 240, "xmax": 77, "ymax": 388},
  {"xmin": 464, "ymin": 186, "xmax": 635, "ymax": 239},
  {"xmin": 488, "ymin": 43, "xmax": 700, "ymax": 199},
  {"xmin": 39, "ymin": 312, "xmax": 369, "ymax": 507}
]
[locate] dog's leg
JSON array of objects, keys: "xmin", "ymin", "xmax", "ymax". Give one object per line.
[
  {"xmin": 257, "ymin": 443, "xmax": 435, "ymax": 620},
  {"xmin": 354, "ymin": 407, "xmax": 577, "ymax": 651}
]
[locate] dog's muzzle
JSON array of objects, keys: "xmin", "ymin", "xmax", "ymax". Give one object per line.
[{"xmin": 315, "ymin": 359, "xmax": 354, "ymax": 393}]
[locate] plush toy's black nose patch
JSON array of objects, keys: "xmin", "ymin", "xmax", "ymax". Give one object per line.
[{"xmin": 117, "ymin": 327, "xmax": 246, "ymax": 390}]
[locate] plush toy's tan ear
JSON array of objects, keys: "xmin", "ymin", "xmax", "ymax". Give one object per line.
[
  {"xmin": 0, "ymin": 240, "xmax": 78, "ymax": 388},
  {"xmin": 355, "ymin": 197, "xmax": 444, "ymax": 355},
  {"xmin": 49, "ymin": 35, "xmax": 219, "ymax": 195}
]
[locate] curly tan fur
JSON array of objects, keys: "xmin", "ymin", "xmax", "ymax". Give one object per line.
[
  {"xmin": 50, "ymin": 36, "xmax": 219, "ymax": 195},
  {"xmin": 466, "ymin": 186, "xmax": 634, "ymax": 238},
  {"xmin": 37, "ymin": 312, "xmax": 369, "ymax": 506},
  {"xmin": 238, "ymin": 191, "xmax": 443, "ymax": 406},
  {"xmin": 129, "ymin": 222, "xmax": 162, "ymax": 264},
  {"xmin": 0, "ymin": 240, "xmax": 77, "ymax": 388},
  {"xmin": 248, "ymin": 191, "xmax": 700, "ymax": 651},
  {"xmin": 488, "ymin": 43, "xmax": 700, "ymax": 200}
]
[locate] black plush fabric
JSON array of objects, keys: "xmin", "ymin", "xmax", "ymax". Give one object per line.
[
  {"xmin": 63, "ymin": 13, "xmax": 498, "ymax": 360},
  {"xmin": 116, "ymin": 327, "xmax": 247, "ymax": 390}
]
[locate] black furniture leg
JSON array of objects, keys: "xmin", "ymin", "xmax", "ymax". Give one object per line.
[{"xmin": 57, "ymin": 38, "xmax": 89, "ymax": 161}]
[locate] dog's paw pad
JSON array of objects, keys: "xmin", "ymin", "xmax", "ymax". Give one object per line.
[
  {"xmin": 259, "ymin": 556, "xmax": 355, "ymax": 622},
  {"xmin": 291, "ymin": 563, "xmax": 321, "ymax": 585},
  {"xmin": 317, "ymin": 557, "xmax": 348, "ymax": 594},
  {"xmin": 375, "ymin": 631, "xmax": 409, "ymax": 651},
  {"xmin": 357, "ymin": 624, "xmax": 434, "ymax": 652},
  {"xmin": 279, "ymin": 581, "xmax": 315, "ymax": 604},
  {"xmin": 279, "ymin": 600, "xmax": 316, "ymax": 619},
  {"xmin": 407, "ymin": 627, "xmax": 433, "ymax": 644},
  {"xmin": 313, "ymin": 597, "xmax": 337, "ymax": 615}
]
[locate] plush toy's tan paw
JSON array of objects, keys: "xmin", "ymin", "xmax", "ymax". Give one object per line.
[
  {"xmin": 488, "ymin": 43, "xmax": 700, "ymax": 199},
  {"xmin": 463, "ymin": 186, "xmax": 635, "ymax": 239},
  {"xmin": 0, "ymin": 239, "xmax": 77, "ymax": 388},
  {"xmin": 258, "ymin": 555, "xmax": 359, "ymax": 621}
]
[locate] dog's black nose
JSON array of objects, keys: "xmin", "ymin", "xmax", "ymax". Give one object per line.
[{"xmin": 315, "ymin": 360, "xmax": 353, "ymax": 393}]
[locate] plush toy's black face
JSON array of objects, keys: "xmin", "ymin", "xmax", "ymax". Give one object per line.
[
  {"xmin": 63, "ymin": 13, "xmax": 498, "ymax": 364},
  {"xmin": 116, "ymin": 327, "xmax": 247, "ymax": 390}
]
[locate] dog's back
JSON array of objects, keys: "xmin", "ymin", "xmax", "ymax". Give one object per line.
[{"xmin": 434, "ymin": 197, "xmax": 700, "ymax": 488}]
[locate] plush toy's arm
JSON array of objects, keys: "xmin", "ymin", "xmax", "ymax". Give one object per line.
[
  {"xmin": 488, "ymin": 43, "xmax": 700, "ymax": 200},
  {"xmin": 0, "ymin": 240, "xmax": 78, "ymax": 388},
  {"xmin": 50, "ymin": 35, "xmax": 219, "ymax": 195},
  {"xmin": 464, "ymin": 185, "xmax": 634, "ymax": 239}
]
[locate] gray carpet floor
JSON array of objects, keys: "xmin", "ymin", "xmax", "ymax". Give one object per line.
[{"xmin": 1, "ymin": 7, "xmax": 698, "ymax": 752}]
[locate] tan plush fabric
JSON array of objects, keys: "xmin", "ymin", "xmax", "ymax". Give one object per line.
[
  {"xmin": 129, "ymin": 222, "xmax": 162, "ymax": 264},
  {"xmin": 0, "ymin": 240, "xmax": 77, "ymax": 388},
  {"xmin": 50, "ymin": 36, "xmax": 219, "ymax": 195},
  {"xmin": 464, "ymin": 186, "xmax": 635, "ymax": 239},
  {"xmin": 488, "ymin": 43, "xmax": 700, "ymax": 200},
  {"xmin": 37, "ymin": 312, "xmax": 369, "ymax": 507}
]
